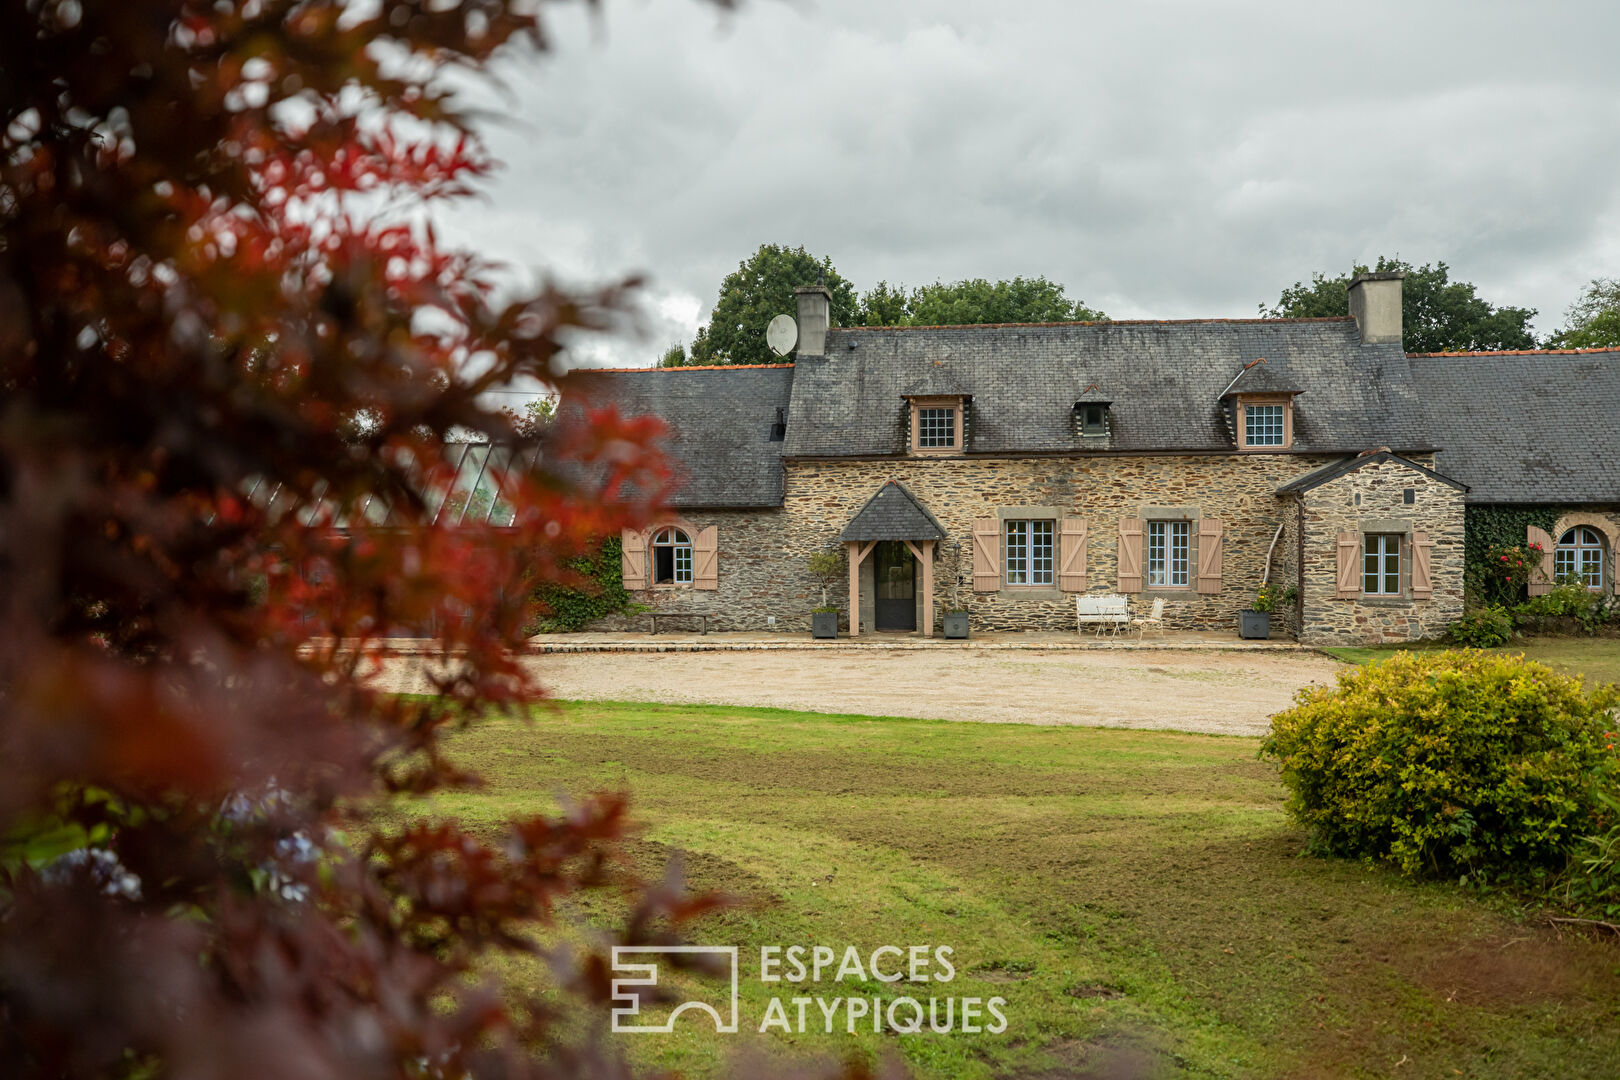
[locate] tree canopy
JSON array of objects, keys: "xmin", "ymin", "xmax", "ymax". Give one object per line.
[
  {"xmin": 686, "ymin": 244, "xmax": 859, "ymax": 365},
  {"xmin": 0, "ymin": 2, "xmax": 727, "ymax": 1077},
  {"xmin": 1546, "ymin": 278, "xmax": 1620, "ymax": 349},
  {"xmin": 1261, "ymin": 257, "xmax": 1537, "ymax": 354},
  {"xmin": 857, "ymin": 276, "xmax": 1107, "ymax": 327}
]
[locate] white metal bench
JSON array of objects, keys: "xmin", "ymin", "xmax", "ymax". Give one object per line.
[{"xmin": 1076, "ymin": 594, "xmax": 1130, "ymax": 637}]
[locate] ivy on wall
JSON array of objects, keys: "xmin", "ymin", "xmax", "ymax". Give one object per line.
[
  {"xmin": 527, "ymin": 536, "xmax": 637, "ymax": 633},
  {"xmin": 1463, "ymin": 505, "xmax": 1559, "ymax": 603}
]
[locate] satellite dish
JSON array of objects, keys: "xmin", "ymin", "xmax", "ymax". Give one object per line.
[{"xmin": 766, "ymin": 314, "xmax": 798, "ymax": 357}]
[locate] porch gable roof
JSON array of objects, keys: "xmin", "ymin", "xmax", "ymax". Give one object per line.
[{"xmin": 838, "ymin": 480, "xmax": 948, "ymax": 542}]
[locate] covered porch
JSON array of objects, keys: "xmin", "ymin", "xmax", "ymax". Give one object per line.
[{"xmin": 838, "ymin": 480, "xmax": 948, "ymax": 637}]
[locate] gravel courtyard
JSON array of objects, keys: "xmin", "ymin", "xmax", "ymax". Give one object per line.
[{"xmin": 382, "ymin": 646, "xmax": 1344, "ymax": 736}]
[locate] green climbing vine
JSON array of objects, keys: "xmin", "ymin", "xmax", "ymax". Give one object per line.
[
  {"xmin": 1463, "ymin": 505, "xmax": 1558, "ymax": 604},
  {"xmin": 527, "ymin": 535, "xmax": 639, "ymax": 633}
]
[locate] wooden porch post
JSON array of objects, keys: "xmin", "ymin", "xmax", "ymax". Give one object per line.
[
  {"xmin": 921, "ymin": 540, "xmax": 935, "ymax": 637},
  {"xmin": 847, "ymin": 540, "xmax": 861, "ymax": 637}
]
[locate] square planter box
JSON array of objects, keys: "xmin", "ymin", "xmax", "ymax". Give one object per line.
[
  {"xmin": 811, "ymin": 612, "xmax": 839, "ymax": 639},
  {"xmin": 1238, "ymin": 610, "xmax": 1270, "ymax": 640},
  {"xmin": 943, "ymin": 612, "xmax": 970, "ymax": 639}
]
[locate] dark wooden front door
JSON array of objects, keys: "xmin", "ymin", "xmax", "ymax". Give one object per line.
[{"xmin": 873, "ymin": 541, "xmax": 916, "ymax": 631}]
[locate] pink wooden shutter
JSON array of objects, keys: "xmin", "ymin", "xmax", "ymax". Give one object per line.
[
  {"xmin": 1412, "ymin": 531, "xmax": 1433, "ymax": 599},
  {"xmin": 972, "ymin": 517, "xmax": 1000, "ymax": 592},
  {"xmin": 620, "ymin": 528, "xmax": 646, "ymax": 590},
  {"xmin": 1059, "ymin": 518, "xmax": 1088, "ymax": 592},
  {"xmin": 1336, "ymin": 532, "xmax": 1360, "ymax": 599},
  {"xmin": 1526, "ymin": 525, "xmax": 1554, "ymax": 596},
  {"xmin": 1117, "ymin": 518, "xmax": 1143, "ymax": 593},
  {"xmin": 692, "ymin": 525, "xmax": 718, "ymax": 590},
  {"xmin": 1195, "ymin": 518, "xmax": 1223, "ymax": 594}
]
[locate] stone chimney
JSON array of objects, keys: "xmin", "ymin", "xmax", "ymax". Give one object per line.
[
  {"xmin": 794, "ymin": 280, "xmax": 832, "ymax": 357},
  {"xmin": 1347, "ymin": 271, "xmax": 1404, "ymax": 345}
]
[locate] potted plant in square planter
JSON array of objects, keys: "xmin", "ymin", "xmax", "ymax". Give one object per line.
[
  {"xmin": 1242, "ymin": 583, "xmax": 1295, "ymax": 639},
  {"xmin": 807, "ymin": 550, "xmax": 844, "ymax": 639},
  {"xmin": 942, "ymin": 608, "xmax": 970, "ymax": 639}
]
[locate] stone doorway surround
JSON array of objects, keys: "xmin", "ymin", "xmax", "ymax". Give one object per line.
[{"xmin": 838, "ymin": 480, "xmax": 948, "ymax": 637}]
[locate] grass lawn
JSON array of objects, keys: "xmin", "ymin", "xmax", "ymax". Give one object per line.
[
  {"xmin": 1320, "ymin": 637, "xmax": 1620, "ymax": 686},
  {"xmin": 398, "ymin": 701, "xmax": 1620, "ymax": 1079}
]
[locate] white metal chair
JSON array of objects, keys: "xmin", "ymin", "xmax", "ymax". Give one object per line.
[{"xmin": 1131, "ymin": 596, "xmax": 1167, "ymax": 640}]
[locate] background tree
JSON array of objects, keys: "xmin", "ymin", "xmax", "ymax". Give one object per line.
[
  {"xmin": 687, "ymin": 244, "xmax": 858, "ymax": 365},
  {"xmin": 0, "ymin": 2, "xmax": 744, "ymax": 1077},
  {"xmin": 854, "ymin": 275, "xmax": 1105, "ymax": 326},
  {"xmin": 854, "ymin": 280, "xmax": 912, "ymax": 326},
  {"xmin": 901, "ymin": 276, "xmax": 1106, "ymax": 326},
  {"xmin": 658, "ymin": 341, "xmax": 688, "ymax": 366},
  {"xmin": 1546, "ymin": 278, "xmax": 1620, "ymax": 349},
  {"xmin": 1261, "ymin": 256, "xmax": 1537, "ymax": 353}
]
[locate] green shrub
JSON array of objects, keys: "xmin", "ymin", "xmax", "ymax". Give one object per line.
[
  {"xmin": 527, "ymin": 536, "xmax": 637, "ymax": 633},
  {"xmin": 1261, "ymin": 650, "xmax": 1619, "ymax": 879},
  {"xmin": 1559, "ymin": 791, "xmax": 1620, "ymax": 917},
  {"xmin": 1448, "ymin": 605, "xmax": 1514, "ymax": 647},
  {"xmin": 1512, "ymin": 581, "xmax": 1611, "ymax": 633}
]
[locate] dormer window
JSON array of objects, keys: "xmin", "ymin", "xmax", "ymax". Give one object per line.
[
  {"xmin": 918, "ymin": 406, "xmax": 956, "ymax": 448},
  {"xmin": 1244, "ymin": 403, "xmax": 1285, "ymax": 446},
  {"xmin": 1220, "ymin": 358, "xmax": 1302, "ymax": 452},
  {"xmin": 1078, "ymin": 403, "xmax": 1108, "ymax": 437},
  {"xmin": 1235, "ymin": 396, "xmax": 1293, "ymax": 450},
  {"xmin": 907, "ymin": 395, "xmax": 965, "ymax": 454}
]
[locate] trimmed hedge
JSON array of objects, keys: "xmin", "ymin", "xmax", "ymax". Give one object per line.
[{"xmin": 1261, "ymin": 650, "xmax": 1618, "ymax": 879}]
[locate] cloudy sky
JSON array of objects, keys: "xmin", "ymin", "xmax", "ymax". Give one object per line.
[{"xmin": 438, "ymin": 0, "xmax": 1620, "ymax": 371}]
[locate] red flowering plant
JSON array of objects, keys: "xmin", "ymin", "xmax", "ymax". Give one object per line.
[
  {"xmin": 0, "ymin": 3, "xmax": 798, "ymax": 1078},
  {"xmin": 1477, "ymin": 541, "xmax": 1541, "ymax": 606}
]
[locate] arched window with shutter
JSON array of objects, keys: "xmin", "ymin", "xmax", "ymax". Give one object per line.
[
  {"xmin": 651, "ymin": 526, "xmax": 693, "ymax": 585},
  {"xmin": 1554, "ymin": 527, "xmax": 1607, "ymax": 591}
]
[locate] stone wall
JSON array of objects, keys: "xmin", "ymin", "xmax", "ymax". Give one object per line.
[
  {"xmin": 598, "ymin": 452, "xmax": 1380, "ymax": 636},
  {"xmin": 588, "ymin": 509, "xmax": 809, "ymax": 634},
  {"xmin": 1295, "ymin": 458, "xmax": 1465, "ymax": 645}
]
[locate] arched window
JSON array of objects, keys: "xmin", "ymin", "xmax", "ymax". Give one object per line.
[
  {"xmin": 651, "ymin": 527, "xmax": 692, "ymax": 584},
  {"xmin": 1554, "ymin": 527, "xmax": 1606, "ymax": 590}
]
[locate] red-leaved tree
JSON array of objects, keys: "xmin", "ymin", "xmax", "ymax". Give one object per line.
[{"xmin": 0, "ymin": 2, "xmax": 756, "ymax": 1076}]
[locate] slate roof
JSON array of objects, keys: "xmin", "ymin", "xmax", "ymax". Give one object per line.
[
  {"xmin": 1276, "ymin": 450, "xmax": 1467, "ymax": 496},
  {"xmin": 1220, "ymin": 357, "xmax": 1304, "ymax": 397},
  {"xmin": 901, "ymin": 361, "xmax": 974, "ymax": 398},
  {"xmin": 566, "ymin": 365, "xmax": 794, "ymax": 508},
  {"xmin": 782, "ymin": 319, "xmax": 1434, "ymax": 457},
  {"xmin": 838, "ymin": 480, "xmax": 948, "ymax": 541},
  {"xmin": 1409, "ymin": 350, "xmax": 1620, "ymax": 505}
]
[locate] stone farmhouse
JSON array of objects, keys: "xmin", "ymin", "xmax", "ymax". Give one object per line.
[{"xmin": 572, "ymin": 274, "xmax": 1620, "ymax": 645}]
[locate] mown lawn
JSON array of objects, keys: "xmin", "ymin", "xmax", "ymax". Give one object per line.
[
  {"xmin": 1320, "ymin": 637, "xmax": 1620, "ymax": 686},
  {"xmin": 396, "ymin": 701, "xmax": 1620, "ymax": 1079}
]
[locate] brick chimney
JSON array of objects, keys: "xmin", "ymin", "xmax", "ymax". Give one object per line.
[
  {"xmin": 1347, "ymin": 271, "xmax": 1404, "ymax": 345},
  {"xmin": 794, "ymin": 280, "xmax": 832, "ymax": 357}
]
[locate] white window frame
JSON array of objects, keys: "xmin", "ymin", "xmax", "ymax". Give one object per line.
[
  {"xmin": 651, "ymin": 526, "xmax": 693, "ymax": 585},
  {"xmin": 1004, "ymin": 519, "xmax": 1054, "ymax": 586},
  {"xmin": 1555, "ymin": 527, "xmax": 1606, "ymax": 590},
  {"xmin": 1146, "ymin": 520, "xmax": 1189, "ymax": 588},
  {"xmin": 917, "ymin": 407, "xmax": 956, "ymax": 449},
  {"xmin": 1363, "ymin": 533, "xmax": 1401, "ymax": 596},
  {"xmin": 1244, "ymin": 403, "xmax": 1285, "ymax": 447}
]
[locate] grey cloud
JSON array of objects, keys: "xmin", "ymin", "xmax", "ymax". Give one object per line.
[{"xmin": 439, "ymin": 0, "xmax": 1620, "ymax": 367}]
